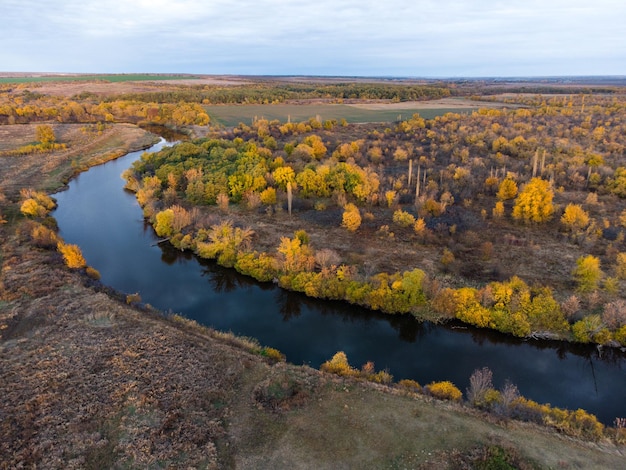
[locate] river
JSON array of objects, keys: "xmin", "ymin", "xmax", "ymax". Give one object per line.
[{"xmin": 52, "ymin": 138, "xmax": 626, "ymax": 425}]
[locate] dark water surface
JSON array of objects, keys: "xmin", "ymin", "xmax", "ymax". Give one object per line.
[{"xmin": 52, "ymin": 139, "xmax": 626, "ymax": 425}]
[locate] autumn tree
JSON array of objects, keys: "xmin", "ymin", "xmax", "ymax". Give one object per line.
[
  {"xmin": 573, "ymin": 255, "xmax": 603, "ymax": 293},
  {"xmin": 57, "ymin": 242, "xmax": 86, "ymax": 269},
  {"xmin": 496, "ymin": 178, "xmax": 518, "ymax": 201},
  {"xmin": 154, "ymin": 209, "xmax": 174, "ymax": 237},
  {"xmin": 36, "ymin": 124, "xmax": 56, "ymax": 147},
  {"xmin": 512, "ymin": 178, "xmax": 554, "ymax": 223},
  {"xmin": 19, "ymin": 189, "xmax": 56, "ymax": 217},
  {"xmin": 196, "ymin": 221, "xmax": 254, "ymax": 267},
  {"xmin": 260, "ymin": 187, "xmax": 277, "ymax": 205},
  {"xmin": 392, "ymin": 209, "xmax": 415, "ymax": 228},
  {"xmin": 303, "ymin": 134, "xmax": 327, "ymax": 159},
  {"xmin": 492, "ymin": 201, "xmax": 505, "ymax": 218},
  {"xmin": 342, "ymin": 203, "xmax": 361, "ymax": 232},
  {"xmin": 272, "ymin": 166, "xmax": 296, "ymax": 190},
  {"xmin": 277, "ymin": 235, "xmax": 314, "ymax": 272},
  {"xmin": 561, "ymin": 203, "xmax": 590, "ymax": 232}
]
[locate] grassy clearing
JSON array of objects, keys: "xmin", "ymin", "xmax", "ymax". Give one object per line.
[
  {"xmin": 0, "ymin": 74, "xmax": 195, "ymax": 84},
  {"xmin": 206, "ymin": 103, "xmax": 474, "ymax": 126}
]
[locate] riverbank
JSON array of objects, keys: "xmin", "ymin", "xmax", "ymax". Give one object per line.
[
  {"xmin": 1, "ymin": 125, "xmax": 625, "ymax": 467},
  {"xmin": 0, "ymin": 123, "xmax": 159, "ymax": 199}
]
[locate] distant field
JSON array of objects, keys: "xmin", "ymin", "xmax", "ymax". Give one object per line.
[
  {"xmin": 205, "ymin": 104, "xmax": 476, "ymax": 126},
  {"xmin": 0, "ymin": 74, "xmax": 195, "ymax": 84}
]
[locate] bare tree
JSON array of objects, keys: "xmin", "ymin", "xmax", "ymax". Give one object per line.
[{"xmin": 467, "ymin": 367, "xmax": 493, "ymax": 407}]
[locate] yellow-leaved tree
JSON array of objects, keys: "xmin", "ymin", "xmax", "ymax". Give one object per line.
[
  {"xmin": 36, "ymin": 124, "xmax": 56, "ymax": 147},
  {"xmin": 496, "ymin": 178, "xmax": 518, "ymax": 201},
  {"xmin": 561, "ymin": 203, "xmax": 590, "ymax": 232},
  {"xmin": 57, "ymin": 242, "xmax": 86, "ymax": 269},
  {"xmin": 341, "ymin": 203, "xmax": 361, "ymax": 232},
  {"xmin": 512, "ymin": 178, "xmax": 554, "ymax": 223},
  {"xmin": 573, "ymin": 255, "xmax": 603, "ymax": 293}
]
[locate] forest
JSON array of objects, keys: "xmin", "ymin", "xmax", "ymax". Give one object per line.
[{"xmin": 124, "ymin": 93, "xmax": 626, "ymax": 346}]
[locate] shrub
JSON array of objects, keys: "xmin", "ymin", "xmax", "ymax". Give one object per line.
[
  {"xmin": 423, "ymin": 198, "xmax": 443, "ymax": 216},
  {"xmin": 392, "ymin": 209, "xmax": 416, "ymax": 228},
  {"xmin": 320, "ymin": 351, "xmax": 359, "ymax": 377},
  {"xmin": 385, "ymin": 190, "xmax": 397, "ymax": 207},
  {"xmin": 57, "ymin": 242, "xmax": 86, "ymax": 269},
  {"xmin": 234, "ymin": 251, "xmax": 278, "ymax": 282},
  {"xmin": 260, "ymin": 347, "xmax": 285, "ymax": 362},
  {"xmin": 20, "ymin": 199, "xmax": 48, "ymax": 218},
  {"xmin": 440, "ymin": 248, "xmax": 455, "ymax": 270},
  {"xmin": 492, "ymin": 201, "xmax": 505, "ymax": 218},
  {"xmin": 426, "ymin": 381, "xmax": 462, "ymax": 401},
  {"xmin": 397, "ymin": 379, "xmax": 422, "ymax": 393},
  {"xmin": 31, "ymin": 223, "xmax": 58, "ymax": 248},
  {"xmin": 315, "ymin": 248, "xmax": 341, "ymax": 269},
  {"xmin": 126, "ymin": 292, "xmax": 142, "ymax": 305},
  {"xmin": 370, "ymin": 370, "xmax": 394, "ymax": 384},
  {"xmin": 85, "ymin": 266, "xmax": 101, "ymax": 280},
  {"xmin": 572, "ymin": 315, "xmax": 610, "ymax": 344},
  {"xmin": 413, "ymin": 217, "xmax": 427, "ymax": 235},
  {"xmin": 217, "ymin": 192, "xmax": 229, "ymax": 212}
]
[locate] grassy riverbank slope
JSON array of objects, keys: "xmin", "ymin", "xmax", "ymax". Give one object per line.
[{"xmin": 0, "ymin": 108, "xmax": 624, "ymax": 467}]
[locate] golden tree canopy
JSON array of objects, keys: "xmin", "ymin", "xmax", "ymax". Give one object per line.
[{"xmin": 512, "ymin": 178, "xmax": 554, "ymax": 223}]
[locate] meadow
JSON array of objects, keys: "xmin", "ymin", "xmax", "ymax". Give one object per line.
[{"xmin": 205, "ymin": 103, "xmax": 476, "ymax": 126}]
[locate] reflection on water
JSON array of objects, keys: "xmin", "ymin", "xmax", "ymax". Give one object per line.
[
  {"xmin": 139, "ymin": 124, "xmax": 190, "ymax": 142},
  {"xmin": 52, "ymin": 139, "xmax": 626, "ymax": 425}
]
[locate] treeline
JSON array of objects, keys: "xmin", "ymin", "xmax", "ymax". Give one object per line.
[
  {"xmin": 106, "ymin": 83, "xmax": 451, "ymax": 105},
  {"xmin": 0, "ymin": 92, "xmax": 210, "ymax": 126}
]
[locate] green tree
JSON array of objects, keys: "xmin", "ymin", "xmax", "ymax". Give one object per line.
[
  {"xmin": 512, "ymin": 178, "xmax": 554, "ymax": 223},
  {"xmin": 573, "ymin": 255, "xmax": 603, "ymax": 293}
]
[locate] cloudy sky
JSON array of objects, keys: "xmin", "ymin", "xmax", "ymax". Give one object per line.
[{"xmin": 2, "ymin": 0, "xmax": 625, "ymax": 77}]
